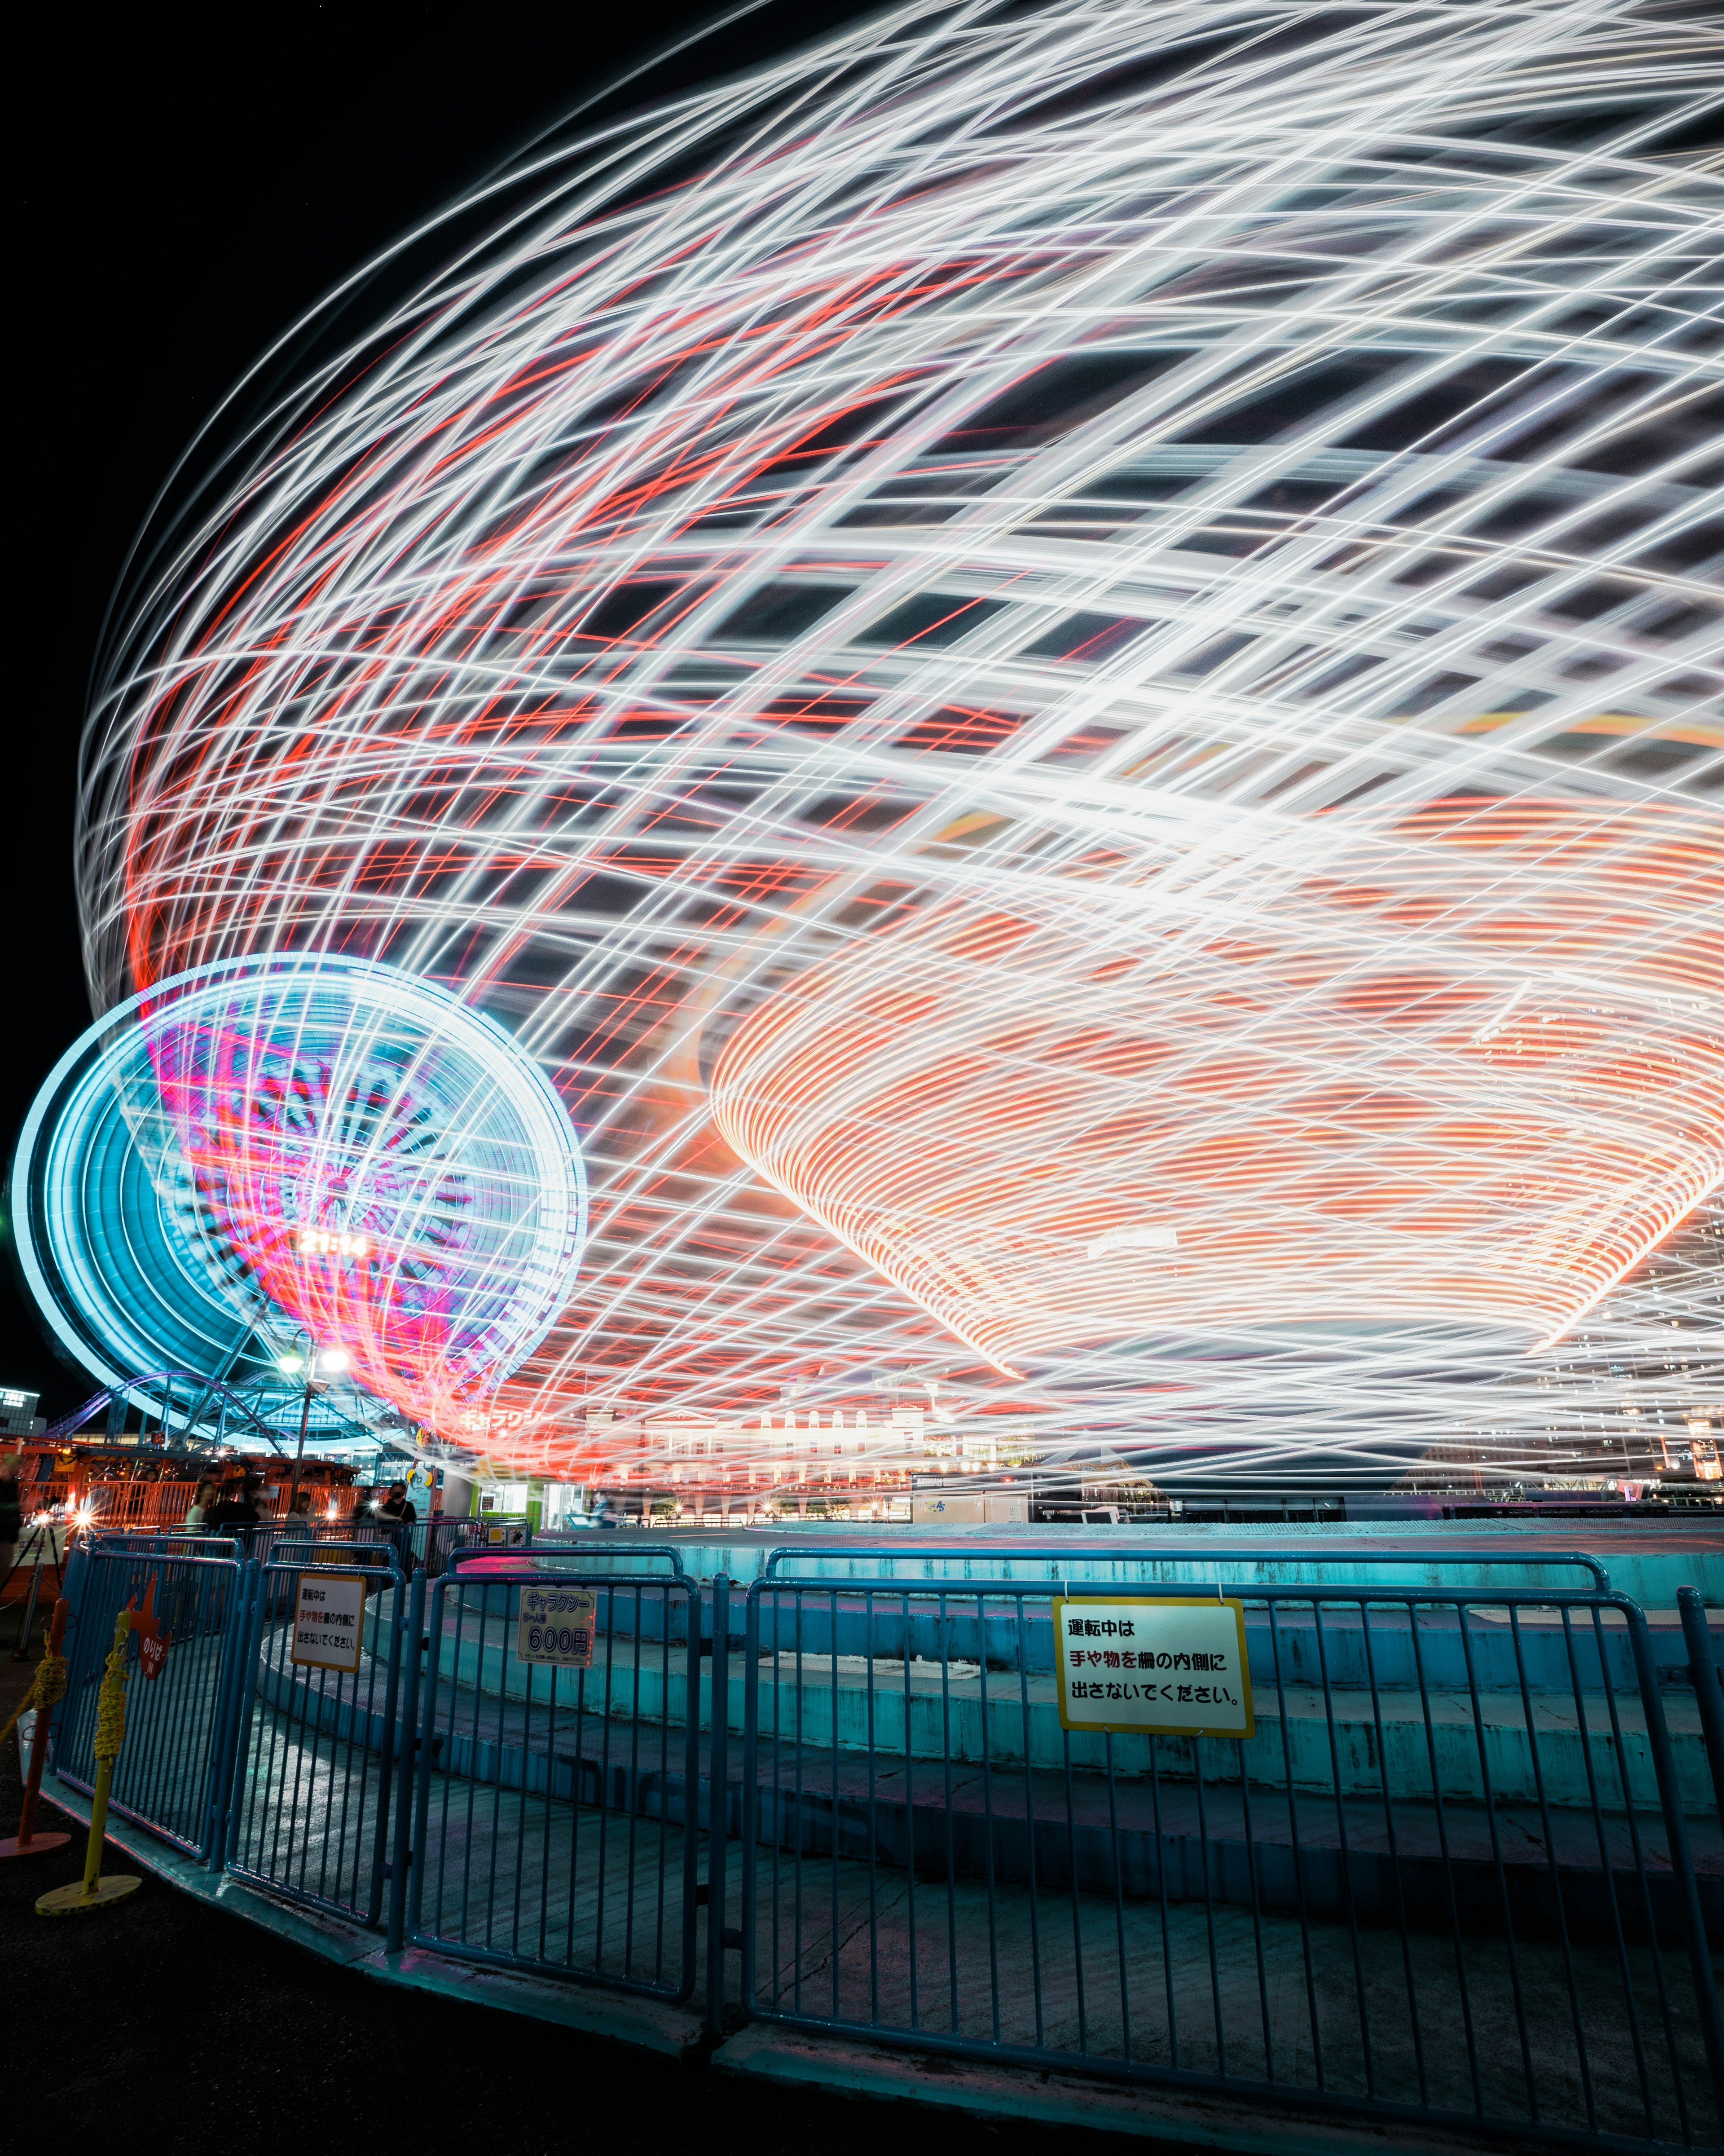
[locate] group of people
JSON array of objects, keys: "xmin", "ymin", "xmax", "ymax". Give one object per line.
[
  {"xmin": 182, "ymin": 1472, "xmax": 419, "ymax": 1567},
  {"xmin": 0, "ymin": 1454, "xmax": 422, "ymax": 1580},
  {"xmin": 184, "ymin": 1471, "xmax": 268, "ymax": 1529}
]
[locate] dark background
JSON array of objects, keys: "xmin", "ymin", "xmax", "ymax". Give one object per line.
[{"xmin": 10, "ymin": 0, "xmax": 871, "ymax": 1417}]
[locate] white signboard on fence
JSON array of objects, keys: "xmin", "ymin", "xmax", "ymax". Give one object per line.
[
  {"xmin": 289, "ymin": 1571, "xmax": 367, "ymax": 1675},
  {"xmin": 1054, "ymin": 1596, "xmax": 1253, "ymax": 1740},
  {"xmin": 516, "ymin": 1586, "xmax": 597, "ymax": 1668}
]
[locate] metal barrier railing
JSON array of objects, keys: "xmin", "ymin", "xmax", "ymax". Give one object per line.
[
  {"xmin": 407, "ymin": 1563, "xmax": 703, "ymax": 2000},
  {"xmin": 43, "ymin": 1543, "xmax": 1722, "ymax": 2150},
  {"xmin": 736, "ymin": 1574, "xmax": 1721, "ymax": 2150},
  {"xmin": 88, "ymin": 1531, "xmax": 243, "ymax": 1561},
  {"xmin": 225, "ymin": 1551, "xmax": 413, "ymax": 1927},
  {"xmin": 245, "ymin": 1517, "xmax": 482, "ymax": 1574},
  {"xmin": 55, "ymin": 1542, "xmax": 252, "ymax": 1863},
  {"xmin": 1676, "ymin": 1586, "xmax": 1724, "ymax": 1819},
  {"xmin": 762, "ymin": 1543, "xmax": 1614, "ymax": 1591}
]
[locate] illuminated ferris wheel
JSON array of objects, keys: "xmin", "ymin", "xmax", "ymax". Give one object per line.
[{"xmin": 13, "ymin": 957, "xmax": 585, "ymax": 1428}]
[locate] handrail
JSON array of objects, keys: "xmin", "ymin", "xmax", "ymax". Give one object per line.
[
  {"xmin": 453, "ymin": 1539, "xmax": 687, "ymax": 1579},
  {"xmin": 266, "ymin": 1538, "xmax": 404, "ymax": 1577},
  {"xmin": 87, "ymin": 1530, "xmax": 243, "ymax": 1560},
  {"xmin": 761, "ymin": 1541, "xmax": 1611, "ymax": 1591}
]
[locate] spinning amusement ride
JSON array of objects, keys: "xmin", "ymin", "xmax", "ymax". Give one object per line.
[{"xmin": 17, "ymin": 0, "xmax": 1721, "ymax": 1492}]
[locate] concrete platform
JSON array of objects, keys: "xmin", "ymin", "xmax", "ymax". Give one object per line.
[{"xmin": 714, "ymin": 2022, "xmax": 1566, "ymax": 2155}]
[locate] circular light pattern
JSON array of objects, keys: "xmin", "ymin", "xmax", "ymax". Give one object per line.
[
  {"xmin": 75, "ymin": 0, "xmax": 1721, "ymax": 1478},
  {"xmin": 712, "ymin": 797, "xmax": 1722, "ymax": 1370},
  {"xmin": 13, "ymin": 958, "xmax": 585, "ymax": 1429}
]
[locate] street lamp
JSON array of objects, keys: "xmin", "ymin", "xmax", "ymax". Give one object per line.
[{"xmin": 280, "ymin": 1340, "xmax": 351, "ymax": 1517}]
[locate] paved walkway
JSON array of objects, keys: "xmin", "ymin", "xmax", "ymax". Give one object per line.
[
  {"xmin": 736, "ymin": 1835, "xmax": 1718, "ymax": 2146},
  {"xmin": 224, "ymin": 1662, "xmax": 1718, "ymax": 2149}
]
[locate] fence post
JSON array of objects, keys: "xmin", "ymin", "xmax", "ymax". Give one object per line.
[
  {"xmin": 738, "ymin": 1580, "xmax": 759, "ymax": 2023},
  {"xmin": 681, "ymin": 1566, "xmax": 702, "ymax": 1985},
  {"xmin": 204, "ymin": 1557, "xmax": 258, "ymax": 1869},
  {"xmin": 57, "ymin": 1538, "xmax": 90, "ymax": 1688},
  {"xmin": 219, "ymin": 1556, "xmax": 271, "ymax": 1872},
  {"xmin": 1623, "ymin": 1599, "xmax": 1724, "ymax": 2097},
  {"xmin": 54, "ymin": 1543, "xmax": 111, "ymax": 1774},
  {"xmin": 1676, "ymin": 1586, "xmax": 1724, "ymax": 1818},
  {"xmin": 705, "ymin": 1572, "xmax": 730, "ymax": 2038},
  {"xmin": 386, "ymin": 1568, "xmax": 427, "ymax": 1952},
  {"xmin": 407, "ymin": 1577, "xmax": 446, "ymax": 1943}
]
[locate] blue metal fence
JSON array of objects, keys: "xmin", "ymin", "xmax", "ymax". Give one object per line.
[
  {"xmin": 406, "ymin": 1561, "xmax": 703, "ymax": 1999},
  {"xmin": 224, "ymin": 1551, "xmax": 413, "ymax": 1926},
  {"xmin": 56, "ymin": 1541, "xmax": 252, "ymax": 1863},
  {"xmin": 735, "ymin": 1573, "xmax": 1721, "ymax": 2150},
  {"xmin": 45, "ymin": 1539, "xmax": 1722, "ymax": 2150}
]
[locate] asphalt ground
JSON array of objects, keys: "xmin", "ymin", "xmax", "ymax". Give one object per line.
[{"xmin": 0, "ymin": 1631, "xmax": 1213, "ymax": 2155}]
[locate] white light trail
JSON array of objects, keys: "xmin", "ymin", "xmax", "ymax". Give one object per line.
[{"xmin": 78, "ymin": 0, "xmax": 1723, "ymax": 1486}]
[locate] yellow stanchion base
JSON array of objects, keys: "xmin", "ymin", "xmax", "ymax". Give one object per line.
[
  {"xmin": 0, "ymin": 1831, "xmax": 73, "ymax": 1859},
  {"xmin": 36, "ymin": 1874, "xmax": 142, "ymax": 1914}
]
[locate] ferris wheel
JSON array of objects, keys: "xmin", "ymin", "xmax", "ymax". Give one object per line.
[{"xmin": 11, "ymin": 955, "xmax": 586, "ymax": 1427}]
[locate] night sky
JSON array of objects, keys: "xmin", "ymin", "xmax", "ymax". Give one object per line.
[{"xmin": 10, "ymin": 0, "xmax": 868, "ymax": 1415}]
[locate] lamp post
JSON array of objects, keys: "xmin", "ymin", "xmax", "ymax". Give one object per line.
[{"xmin": 281, "ymin": 1340, "xmax": 351, "ymax": 1517}]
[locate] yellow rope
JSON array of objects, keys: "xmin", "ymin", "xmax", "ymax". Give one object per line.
[
  {"xmin": 92, "ymin": 1612, "xmax": 132, "ymax": 1763},
  {"xmin": 0, "ymin": 1637, "xmax": 69, "ymax": 1746}
]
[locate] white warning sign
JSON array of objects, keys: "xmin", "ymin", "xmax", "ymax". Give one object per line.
[
  {"xmin": 289, "ymin": 1570, "xmax": 367, "ymax": 1675},
  {"xmin": 1054, "ymin": 1596, "xmax": 1253, "ymax": 1739}
]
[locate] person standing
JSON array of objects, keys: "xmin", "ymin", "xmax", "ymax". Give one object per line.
[
  {"xmin": 185, "ymin": 1477, "xmax": 220, "ymax": 1525},
  {"xmin": 375, "ymin": 1480, "xmax": 418, "ymax": 1573},
  {"xmin": 208, "ymin": 1473, "xmax": 264, "ymax": 1549}
]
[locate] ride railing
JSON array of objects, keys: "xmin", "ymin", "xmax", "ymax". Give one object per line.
[
  {"xmin": 43, "ymin": 1541, "xmax": 1723, "ymax": 2152},
  {"xmin": 55, "ymin": 1541, "xmax": 252, "ymax": 1863},
  {"xmin": 734, "ymin": 1573, "xmax": 1721, "ymax": 2151},
  {"xmin": 82, "ymin": 1481, "xmax": 204, "ymax": 1530},
  {"xmin": 225, "ymin": 1548, "xmax": 413, "ymax": 1927},
  {"xmin": 406, "ymin": 1562, "xmax": 702, "ymax": 1999},
  {"xmin": 247, "ymin": 1515, "xmax": 493, "ymax": 1576}
]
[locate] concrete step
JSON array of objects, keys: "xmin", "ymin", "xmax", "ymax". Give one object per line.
[{"xmin": 383, "ymin": 1611, "xmax": 1720, "ymax": 1814}]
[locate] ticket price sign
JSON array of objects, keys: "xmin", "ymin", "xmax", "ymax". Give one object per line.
[
  {"xmin": 517, "ymin": 1586, "xmax": 597, "ymax": 1669},
  {"xmin": 1054, "ymin": 1596, "xmax": 1254, "ymax": 1740},
  {"xmin": 289, "ymin": 1572, "xmax": 367, "ymax": 1675}
]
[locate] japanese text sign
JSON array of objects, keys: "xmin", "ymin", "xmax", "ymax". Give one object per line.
[
  {"xmin": 517, "ymin": 1586, "xmax": 597, "ymax": 1669},
  {"xmin": 289, "ymin": 1571, "xmax": 367, "ymax": 1675},
  {"xmin": 1053, "ymin": 1596, "xmax": 1253, "ymax": 1739}
]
